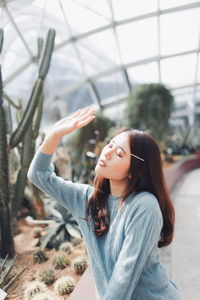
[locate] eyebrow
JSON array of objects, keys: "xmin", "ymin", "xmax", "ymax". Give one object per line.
[{"xmin": 111, "ymin": 139, "xmax": 127, "ymax": 155}]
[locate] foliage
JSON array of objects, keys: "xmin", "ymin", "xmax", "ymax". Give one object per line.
[
  {"xmin": 125, "ymin": 83, "xmax": 174, "ymax": 141},
  {"xmin": 0, "ymin": 254, "xmax": 26, "ymax": 291},
  {"xmin": 54, "ymin": 275, "xmax": 76, "ymax": 295}
]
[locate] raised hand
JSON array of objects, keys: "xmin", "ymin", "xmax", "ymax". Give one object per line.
[{"xmin": 52, "ymin": 107, "xmax": 96, "ymax": 138}]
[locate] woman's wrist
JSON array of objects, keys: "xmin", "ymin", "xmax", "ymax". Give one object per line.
[{"xmin": 39, "ymin": 131, "xmax": 62, "ymax": 155}]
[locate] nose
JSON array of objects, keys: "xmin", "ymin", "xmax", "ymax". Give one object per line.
[{"xmin": 104, "ymin": 147, "xmax": 114, "ymax": 160}]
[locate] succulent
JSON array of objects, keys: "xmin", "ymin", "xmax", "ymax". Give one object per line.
[
  {"xmin": 33, "ymin": 227, "xmax": 43, "ymax": 238},
  {"xmin": 71, "ymin": 238, "xmax": 82, "ymax": 247},
  {"xmin": 31, "ymin": 293, "xmax": 53, "ymax": 300},
  {"xmin": 24, "ymin": 281, "xmax": 46, "ymax": 300},
  {"xmin": 33, "ymin": 250, "xmax": 48, "ymax": 264},
  {"xmin": 59, "ymin": 241, "xmax": 73, "ymax": 254},
  {"xmin": 52, "ymin": 253, "xmax": 70, "ymax": 270},
  {"xmin": 35, "ymin": 269, "xmax": 55, "ymax": 285},
  {"xmin": 54, "ymin": 276, "xmax": 76, "ymax": 295},
  {"xmin": 72, "ymin": 255, "xmax": 88, "ymax": 274}
]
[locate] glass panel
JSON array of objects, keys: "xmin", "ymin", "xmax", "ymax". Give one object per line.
[
  {"xmin": 77, "ymin": 29, "xmax": 121, "ymax": 76},
  {"xmin": 44, "ymin": 0, "xmax": 110, "ymax": 35},
  {"xmin": 93, "ymin": 72, "xmax": 127, "ymax": 101},
  {"xmin": 160, "ymin": 9, "xmax": 200, "ymax": 55},
  {"xmin": 113, "ymin": 0, "xmax": 157, "ymax": 20},
  {"xmin": 161, "ymin": 54, "xmax": 196, "ymax": 88},
  {"xmin": 160, "ymin": 0, "xmax": 198, "ymax": 10},
  {"xmin": 117, "ymin": 17, "xmax": 158, "ymax": 64},
  {"xmin": 127, "ymin": 62, "xmax": 159, "ymax": 84}
]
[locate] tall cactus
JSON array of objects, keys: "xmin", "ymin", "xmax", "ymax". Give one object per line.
[
  {"xmin": 0, "ymin": 28, "xmax": 15, "ymax": 258},
  {"xmin": 9, "ymin": 28, "xmax": 55, "ymax": 149},
  {"xmin": 11, "ymin": 29, "xmax": 55, "ymax": 212}
]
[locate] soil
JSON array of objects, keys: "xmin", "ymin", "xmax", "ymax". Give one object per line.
[{"xmin": 5, "ymin": 219, "xmax": 88, "ymax": 300}]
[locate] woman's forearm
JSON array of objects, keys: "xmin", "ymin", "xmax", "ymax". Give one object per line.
[{"xmin": 38, "ymin": 132, "xmax": 62, "ymax": 155}]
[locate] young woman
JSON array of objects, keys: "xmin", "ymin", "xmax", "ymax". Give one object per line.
[{"xmin": 27, "ymin": 107, "xmax": 181, "ymax": 299}]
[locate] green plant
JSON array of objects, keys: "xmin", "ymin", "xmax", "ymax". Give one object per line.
[
  {"xmin": 125, "ymin": 83, "xmax": 174, "ymax": 141},
  {"xmin": 31, "ymin": 294, "xmax": 53, "ymax": 300},
  {"xmin": 33, "ymin": 250, "xmax": 48, "ymax": 264},
  {"xmin": 0, "ymin": 254, "xmax": 26, "ymax": 291},
  {"xmin": 36, "ymin": 207, "xmax": 82, "ymax": 250},
  {"xmin": 35, "ymin": 269, "xmax": 55, "ymax": 285},
  {"xmin": 59, "ymin": 241, "xmax": 73, "ymax": 254},
  {"xmin": 72, "ymin": 255, "xmax": 88, "ymax": 274},
  {"xmin": 52, "ymin": 253, "xmax": 70, "ymax": 270},
  {"xmin": 0, "ymin": 28, "xmax": 14, "ymax": 258},
  {"xmin": 71, "ymin": 238, "xmax": 82, "ymax": 247},
  {"xmin": 54, "ymin": 276, "xmax": 76, "ymax": 295},
  {"xmin": 24, "ymin": 281, "xmax": 46, "ymax": 300}
]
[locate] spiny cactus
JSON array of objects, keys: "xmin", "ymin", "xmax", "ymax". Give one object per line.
[
  {"xmin": 32, "ymin": 294, "xmax": 53, "ymax": 300},
  {"xmin": 31, "ymin": 293, "xmax": 53, "ymax": 300},
  {"xmin": 35, "ymin": 269, "xmax": 55, "ymax": 285},
  {"xmin": 52, "ymin": 253, "xmax": 70, "ymax": 270},
  {"xmin": 54, "ymin": 276, "xmax": 76, "ymax": 295},
  {"xmin": 72, "ymin": 255, "xmax": 88, "ymax": 275},
  {"xmin": 33, "ymin": 250, "xmax": 48, "ymax": 264},
  {"xmin": 59, "ymin": 241, "xmax": 73, "ymax": 254},
  {"xmin": 24, "ymin": 281, "xmax": 46, "ymax": 300}
]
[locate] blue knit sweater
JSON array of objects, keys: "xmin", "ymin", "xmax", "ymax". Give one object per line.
[{"xmin": 27, "ymin": 151, "xmax": 181, "ymax": 300}]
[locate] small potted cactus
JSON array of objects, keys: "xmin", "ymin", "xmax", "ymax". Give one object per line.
[
  {"xmin": 24, "ymin": 281, "xmax": 46, "ymax": 300},
  {"xmin": 52, "ymin": 253, "xmax": 70, "ymax": 270},
  {"xmin": 72, "ymin": 255, "xmax": 88, "ymax": 274},
  {"xmin": 54, "ymin": 275, "xmax": 76, "ymax": 295},
  {"xmin": 35, "ymin": 269, "xmax": 55, "ymax": 285}
]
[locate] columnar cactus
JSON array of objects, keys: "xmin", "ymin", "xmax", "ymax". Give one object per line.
[
  {"xmin": 72, "ymin": 255, "xmax": 88, "ymax": 274},
  {"xmin": 54, "ymin": 276, "xmax": 76, "ymax": 295},
  {"xmin": 0, "ymin": 27, "xmax": 14, "ymax": 258}
]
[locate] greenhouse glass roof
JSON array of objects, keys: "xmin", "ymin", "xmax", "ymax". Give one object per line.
[{"xmin": 0, "ymin": 0, "xmax": 200, "ymax": 130}]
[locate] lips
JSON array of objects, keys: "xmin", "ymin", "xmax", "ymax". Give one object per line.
[{"xmin": 98, "ymin": 159, "xmax": 106, "ymax": 167}]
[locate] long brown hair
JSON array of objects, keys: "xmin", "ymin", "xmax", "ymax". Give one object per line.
[{"xmin": 85, "ymin": 128, "xmax": 175, "ymax": 248}]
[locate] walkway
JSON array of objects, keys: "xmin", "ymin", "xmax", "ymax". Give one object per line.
[{"xmin": 163, "ymin": 168, "xmax": 200, "ymax": 300}]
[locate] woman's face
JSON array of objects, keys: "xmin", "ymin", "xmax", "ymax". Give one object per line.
[{"xmin": 95, "ymin": 132, "xmax": 131, "ymax": 181}]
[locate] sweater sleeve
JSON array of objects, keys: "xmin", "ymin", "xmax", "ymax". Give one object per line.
[
  {"xmin": 103, "ymin": 196, "xmax": 163, "ymax": 300},
  {"xmin": 27, "ymin": 151, "xmax": 92, "ymax": 221}
]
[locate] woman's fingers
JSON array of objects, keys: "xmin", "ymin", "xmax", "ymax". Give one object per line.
[
  {"xmin": 77, "ymin": 115, "xmax": 96, "ymax": 128},
  {"xmin": 78, "ymin": 108, "xmax": 96, "ymax": 122}
]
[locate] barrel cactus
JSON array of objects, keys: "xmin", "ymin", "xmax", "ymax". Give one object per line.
[
  {"xmin": 31, "ymin": 293, "xmax": 53, "ymax": 300},
  {"xmin": 35, "ymin": 269, "xmax": 55, "ymax": 285},
  {"xmin": 54, "ymin": 276, "xmax": 76, "ymax": 295},
  {"xmin": 59, "ymin": 241, "xmax": 73, "ymax": 254},
  {"xmin": 52, "ymin": 253, "xmax": 70, "ymax": 270},
  {"xmin": 33, "ymin": 250, "xmax": 48, "ymax": 264},
  {"xmin": 24, "ymin": 281, "xmax": 46, "ymax": 300},
  {"xmin": 72, "ymin": 255, "xmax": 88, "ymax": 274}
]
